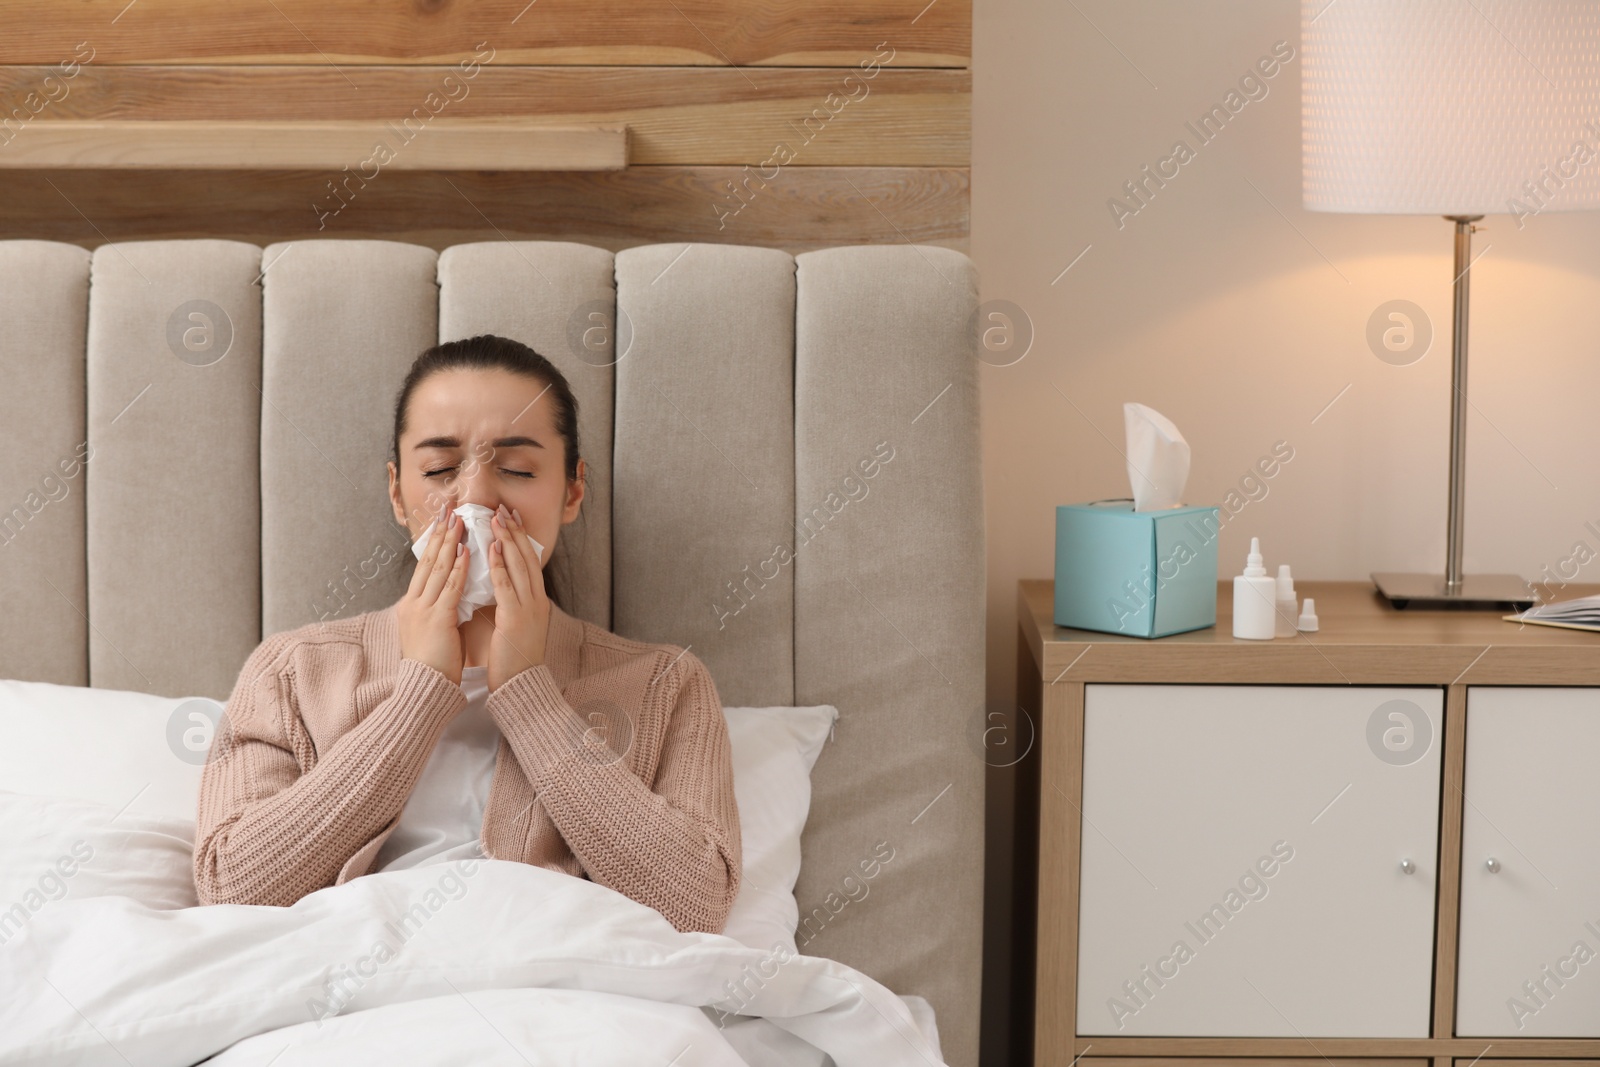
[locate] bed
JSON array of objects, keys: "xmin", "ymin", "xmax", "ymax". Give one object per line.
[{"xmin": 0, "ymin": 237, "xmax": 985, "ymax": 1066}]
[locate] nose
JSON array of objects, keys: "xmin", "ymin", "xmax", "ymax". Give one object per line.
[{"xmin": 449, "ymin": 447, "xmax": 502, "ymax": 514}]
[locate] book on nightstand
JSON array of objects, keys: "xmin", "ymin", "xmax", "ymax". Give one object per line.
[{"xmin": 1504, "ymin": 593, "xmax": 1600, "ymax": 633}]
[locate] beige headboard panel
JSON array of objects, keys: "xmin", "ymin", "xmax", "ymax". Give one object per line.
[{"xmin": 0, "ymin": 237, "xmax": 985, "ymax": 1066}]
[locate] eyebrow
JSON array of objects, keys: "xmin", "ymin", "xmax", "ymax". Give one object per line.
[{"xmin": 413, "ymin": 435, "xmax": 545, "ymax": 451}]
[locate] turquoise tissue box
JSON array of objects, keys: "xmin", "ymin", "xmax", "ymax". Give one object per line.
[{"xmin": 1054, "ymin": 500, "xmax": 1220, "ymax": 638}]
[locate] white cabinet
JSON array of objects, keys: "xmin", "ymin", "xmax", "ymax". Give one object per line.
[
  {"xmin": 1076, "ymin": 684, "xmax": 1443, "ymax": 1037},
  {"xmin": 1456, "ymin": 687, "xmax": 1600, "ymax": 1037}
]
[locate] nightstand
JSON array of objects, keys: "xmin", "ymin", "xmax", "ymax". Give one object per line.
[{"xmin": 1013, "ymin": 578, "xmax": 1600, "ymax": 1067}]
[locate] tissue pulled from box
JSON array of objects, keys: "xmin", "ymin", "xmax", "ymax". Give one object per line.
[
  {"xmin": 412, "ymin": 503, "xmax": 545, "ymax": 625},
  {"xmin": 1123, "ymin": 402, "xmax": 1190, "ymax": 512}
]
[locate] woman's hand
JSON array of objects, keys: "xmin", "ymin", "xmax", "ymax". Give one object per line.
[
  {"xmin": 487, "ymin": 503, "xmax": 551, "ymax": 693},
  {"xmin": 397, "ymin": 505, "xmax": 467, "ymax": 686}
]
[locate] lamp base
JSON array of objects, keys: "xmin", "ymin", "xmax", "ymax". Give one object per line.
[{"xmin": 1371, "ymin": 572, "xmax": 1533, "ymax": 610}]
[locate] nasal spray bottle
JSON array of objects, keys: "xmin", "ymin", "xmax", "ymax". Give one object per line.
[
  {"xmin": 1232, "ymin": 537, "xmax": 1277, "ymax": 640},
  {"xmin": 1274, "ymin": 565, "xmax": 1299, "ymax": 638}
]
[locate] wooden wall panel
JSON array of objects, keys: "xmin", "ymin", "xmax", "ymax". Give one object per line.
[
  {"xmin": 0, "ymin": 0, "xmax": 969, "ymax": 67},
  {"xmin": 0, "ymin": 166, "xmax": 969, "ymax": 252},
  {"xmin": 0, "ymin": 1, "xmax": 970, "ymax": 257},
  {"xmin": 0, "ymin": 66, "xmax": 969, "ymax": 166}
]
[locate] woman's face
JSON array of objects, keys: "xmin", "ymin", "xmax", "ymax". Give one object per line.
[{"xmin": 387, "ymin": 367, "xmax": 585, "ymax": 568}]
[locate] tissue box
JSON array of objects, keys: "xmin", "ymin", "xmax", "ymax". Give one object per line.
[{"xmin": 1055, "ymin": 500, "xmax": 1220, "ymax": 638}]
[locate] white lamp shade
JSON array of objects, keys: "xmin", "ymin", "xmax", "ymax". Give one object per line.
[{"xmin": 1302, "ymin": 0, "xmax": 1600, "ymax": 214}]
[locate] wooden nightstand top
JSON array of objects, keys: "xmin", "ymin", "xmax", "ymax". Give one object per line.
[{"xmin": 1019, "ymin": 578, "xmax": 1600, "ymax": 686}]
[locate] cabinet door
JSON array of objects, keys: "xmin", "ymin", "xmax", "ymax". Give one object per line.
[
  {"xmin": 1076, "ymin": 684, "xmax": 1443, "ymax": 1037},
  {"xmin": 1456, "ymin": 687, "xmax": 1600, "ymax": 1037}
]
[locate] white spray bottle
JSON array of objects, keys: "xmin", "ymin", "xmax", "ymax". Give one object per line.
[{"xmin": 1232, "ymin": 537, "xmax": 1277, "ymax": 640}]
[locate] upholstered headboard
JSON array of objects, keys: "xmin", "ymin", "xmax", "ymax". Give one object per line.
[{"xmin": 0, "ymin": 237, "xmax": 985, "ymax": 1065}]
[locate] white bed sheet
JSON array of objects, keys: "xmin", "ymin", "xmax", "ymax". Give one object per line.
[{"xmin": 0, "ymin": 857, "xmax": 945, "ymax": 1067}]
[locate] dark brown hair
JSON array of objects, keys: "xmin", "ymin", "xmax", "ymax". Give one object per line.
[{"xmin": 389, "ymin": 334, "xmax": 585, "ymax": 611}]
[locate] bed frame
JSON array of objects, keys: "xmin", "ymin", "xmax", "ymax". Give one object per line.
[{"xmin": 0, "ymin": 237, "xmax": 986, "ymax": 1065}]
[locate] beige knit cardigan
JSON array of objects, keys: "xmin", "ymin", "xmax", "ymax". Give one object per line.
[{"xmin": 192, "ymin": 598, "xmax": 741, "ymax": 934}]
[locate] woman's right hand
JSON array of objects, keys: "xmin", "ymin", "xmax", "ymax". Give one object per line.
[{"xmin": 397, "ymin": 506, "xmax": 467, "ymax": 686}]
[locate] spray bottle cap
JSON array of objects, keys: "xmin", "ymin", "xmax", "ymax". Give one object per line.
[
  {"xmin": 1243, "ymin": 537, "xmax": 1266, "ymax": 577},
  {"xmin": 1276, "ymin": 563, "xmax": 1295, "ymax": 596}
]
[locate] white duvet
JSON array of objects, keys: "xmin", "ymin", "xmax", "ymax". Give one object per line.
[{"xmin": 0, "ymin": 857, "xmax": 947, "ymax": 1067}]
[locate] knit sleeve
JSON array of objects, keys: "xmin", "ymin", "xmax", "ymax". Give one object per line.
[
  {"xmin": 192, "ymin": 636, "xmax": 467, "ymax": 907},
  {"xmin": 484, "ymin": 650, "xmax": 742, "ymax": 935}
]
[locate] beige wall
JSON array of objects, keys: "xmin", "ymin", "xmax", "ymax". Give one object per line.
[{"xmin": 971, "ymin": 2, "xmax": 1600, "ymax": 1058}]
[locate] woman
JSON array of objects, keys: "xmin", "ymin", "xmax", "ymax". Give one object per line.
[{"xmin": 192, "ymin": 334, "xmax": 741, "ymax": 935}]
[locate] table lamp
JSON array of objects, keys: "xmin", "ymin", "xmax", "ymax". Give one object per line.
[{"xmin": 1301, "ymin": 0, "xmax": 1600, "ymax": 607}]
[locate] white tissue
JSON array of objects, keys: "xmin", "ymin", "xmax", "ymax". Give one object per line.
[
  {"xmin": 1123, "ymin": 402, "xmax": 1190, "ymax": 512},
  {"xmin": 411, "ymin": 503, "xmax": 546, "ymax": 625}
]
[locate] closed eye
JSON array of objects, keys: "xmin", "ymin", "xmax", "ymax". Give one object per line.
[{"xmin": 423, "ymin": 467, "xmax": 534, "ymax": 479}]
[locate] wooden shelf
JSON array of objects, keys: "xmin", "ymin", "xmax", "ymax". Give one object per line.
[{"xmin": 0, "ymin": 120, "xmax": 628, "ymax": 170}]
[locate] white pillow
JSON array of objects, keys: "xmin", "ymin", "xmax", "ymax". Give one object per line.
[
  {"xmin": 0, "ymin": 678, "xmax": 838, "ymax": 955},
  {"xmin": 0, "ymin": 678, "xmax": 215, "ymax": 821},
  {"xmin": 719, "ymin": 705, "xmax": 838, "ymax": 955},
  {"xmin": 0, "ymin": 790, "xmax": 199, "ymax": 943}
]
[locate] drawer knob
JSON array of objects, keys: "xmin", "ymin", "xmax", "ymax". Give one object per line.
[
  {"xmin": 1485, "ymin": 857, "xmax": 1501, "ymax": 873},
  {"xmin": 1400, "ymin": 858, "xmax": 1416, "ymax": 875}
]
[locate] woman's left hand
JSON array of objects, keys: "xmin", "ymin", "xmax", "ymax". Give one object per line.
[{"xmin": 486, "ymin": 503, "xmax": 551, "ymax": 693}]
